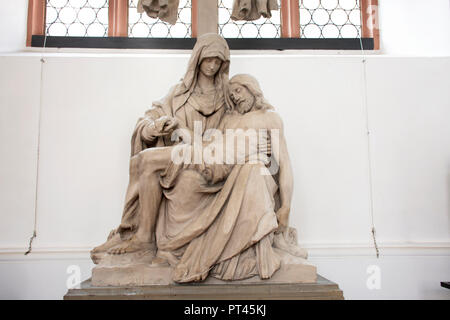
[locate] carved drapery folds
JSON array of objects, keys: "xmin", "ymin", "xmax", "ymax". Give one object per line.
[
  {"xmin": 137, "ymin": 0, "xmax": 180, "ymax": 25},
  {"xmin": 231, "ymin": 0, "xmax": 279, "ymax": 21}
]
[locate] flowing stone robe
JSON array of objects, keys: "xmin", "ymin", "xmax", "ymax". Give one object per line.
[
  {"xmin": 159, "ymin": 108, "xmax": 284, "ymax": 283},
  {"xmin": 158, "ymin": 163, "xmax": 281, "ymax": 282}
]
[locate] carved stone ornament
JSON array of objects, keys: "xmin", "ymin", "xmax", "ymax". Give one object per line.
[
  {"xmin": 137, "ymin": 0, "xmax": 180, "ymax": 25},
  {"xmin": 231, "ymin": 0, "xmax": 279, "ymax": 21},
  {"xmin": 90, "ymin": 33, "xmax": 316, "ymax": 286}
]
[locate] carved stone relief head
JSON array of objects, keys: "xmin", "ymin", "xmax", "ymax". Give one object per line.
[{"xmin": 229, "ymin": 74, "xmax": 275, "ymax": 113}]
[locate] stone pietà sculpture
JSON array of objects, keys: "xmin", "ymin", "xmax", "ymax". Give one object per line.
[{"xmin": 90, "ymin": 33, "xmax": 316, "ymax": 286}]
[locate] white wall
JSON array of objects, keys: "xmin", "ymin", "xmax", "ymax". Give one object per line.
[
  {"xmin": 0, "ymin": 0, "xmax": 29, "ymax": 53},
  {"xmin": 379, "ymin": 0, "xmax": 450, "ymax": 55},
  {"xmin": 0, "ymin": 0, "xmax": 449, "ymax": 300}
]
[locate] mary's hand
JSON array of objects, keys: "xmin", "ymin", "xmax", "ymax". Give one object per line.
[
  {"xmin": 142, "ymin": 116, "xmax": 178, "ymax": 140},
  {"xmin": 156, "ymin": 116, "xmax": 178, "ymax": 135}
]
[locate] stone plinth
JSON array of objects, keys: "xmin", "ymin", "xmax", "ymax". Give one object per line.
[
  {"xmin": 65, "ymin": 275, "xmax": 344, "ymax": 300},
  {"xmin": 91, "ymin": 248, "xmax": 317, "ymax": 287}
]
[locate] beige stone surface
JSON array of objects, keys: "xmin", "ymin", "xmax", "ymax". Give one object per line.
[
  {"xmin": 92, "ymin": 249, "xmax": 316, "ymax": 287},
  {"xmin": 197, "ymin": 0, "xmax": 218, "ymax": 35}
]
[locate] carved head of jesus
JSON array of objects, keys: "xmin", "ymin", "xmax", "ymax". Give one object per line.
[
  {"xmin": 229, "ymin": 74, "xmax": 274, "ymax": 114},
  {"xmin": 229, "ymin": 82, "xmax": 255, "ymax": 114}
]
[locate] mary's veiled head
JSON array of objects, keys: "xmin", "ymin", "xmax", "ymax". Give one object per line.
[
  {"xmin": 180, "ymin": 34, "xmax": 230, "ymax": 95},
  {"xmin": 195, "ymin": 33, "xmax": 230, "ymax": 65}
]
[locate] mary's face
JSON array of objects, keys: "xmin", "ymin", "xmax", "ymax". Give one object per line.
[
  {"xmin": 199, "ymin": 57, "xmax": 223, "ymax": 77},
  {"xmin": 230, "ymin": 83, "xmax": 255, "ymax": 114}
]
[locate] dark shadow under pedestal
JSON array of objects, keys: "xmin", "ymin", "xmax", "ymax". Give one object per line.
[{"xmin": 64, "ymin": 275, "xmax": 344, "ymax": 300}]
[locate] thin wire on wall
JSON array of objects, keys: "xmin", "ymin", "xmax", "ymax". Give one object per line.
[
  {"xmin": 25, "ymin": 1, "xmax": 49, "ymax": 255},
  {"xmin": 358, "ymin": 4, "xmax": 379, "ymax": 258}
]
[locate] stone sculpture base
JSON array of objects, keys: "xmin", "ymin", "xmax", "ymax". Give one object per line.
[
  {"xmin": 92, "ymin": 259, "xmax": 317, "ymax": 287},
  {"xmin": 91, "ymin": 248, "xmax": 316, "ymax": 287},
  {"xmin": 64, "ymin": 275, "xmax": 343, "ymax": 300}
]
